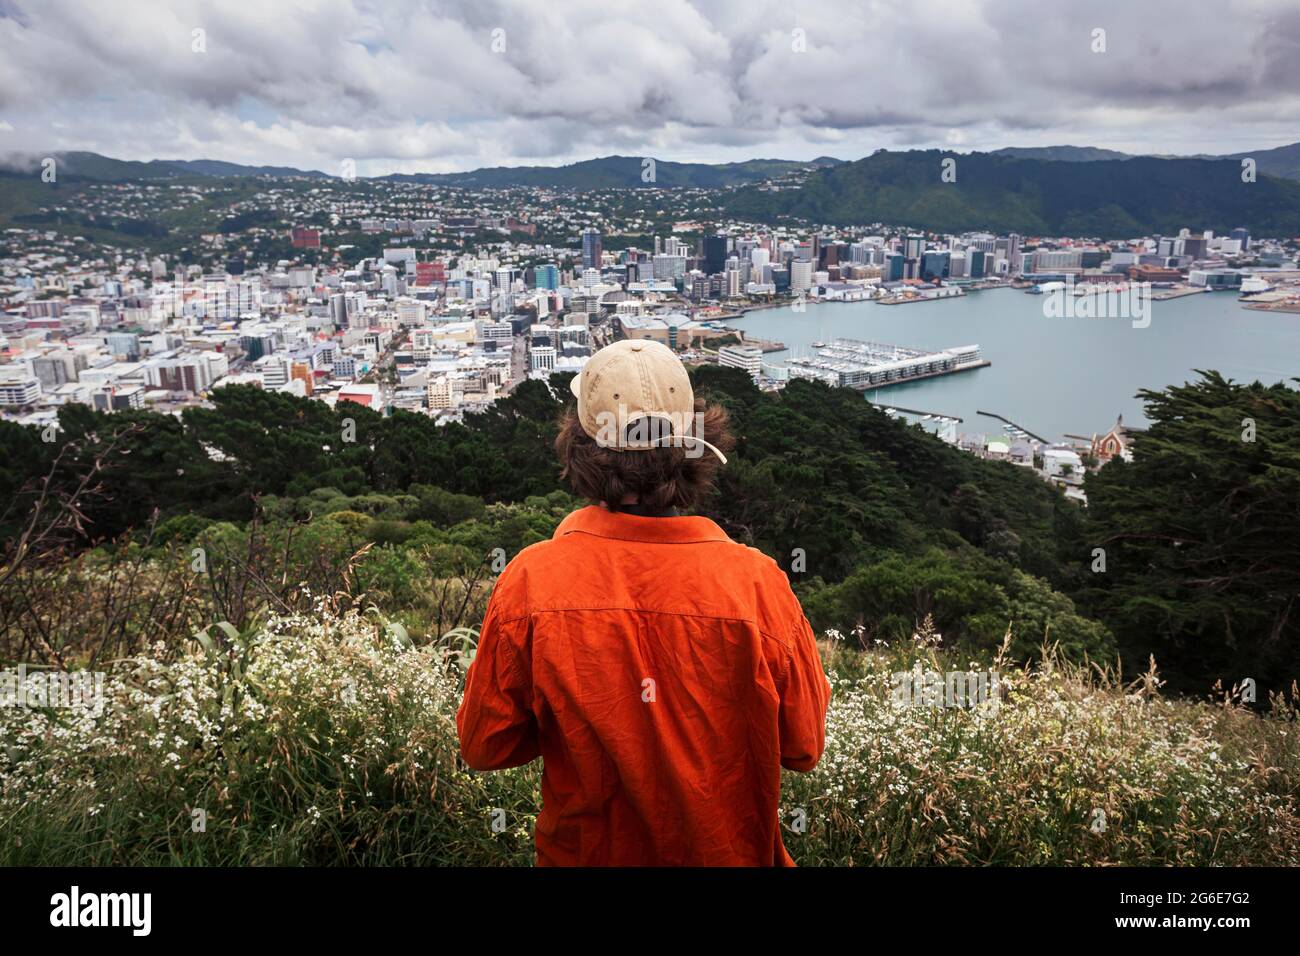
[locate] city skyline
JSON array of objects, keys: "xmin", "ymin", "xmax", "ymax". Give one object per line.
[{"xmin": 2, "ymin": 0, "xmax": 1300, "ymax": 177}]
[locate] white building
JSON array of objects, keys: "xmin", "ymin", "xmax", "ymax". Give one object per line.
[
  {"xmin": 790, "ymin": 259, "xmax": 813, "ymax": 292},
  {"xmin": 1042, "ymin": 446, "xmax": 1084, "ymax": 479},
  {"xmin": 0, "ymin": 376, "xmax": 42, "ymax": 406},
  {"xmin": 531, "ymin": 345, "xmax": 557, "ymax": 373},
  {"xmin": 718, "ymin": 344, "xmax": 763, "ymax": 381}
]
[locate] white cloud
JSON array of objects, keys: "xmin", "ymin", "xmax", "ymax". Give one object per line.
[{"xmin": 0, "ymin": 0, "xmax": 1297, "ymax": 172}]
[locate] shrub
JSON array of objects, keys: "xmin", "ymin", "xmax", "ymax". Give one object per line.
[{"xmin": 2, "ymin": 609, "xmax": 1294, "ymax": 866}]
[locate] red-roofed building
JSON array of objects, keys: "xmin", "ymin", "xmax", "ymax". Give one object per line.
[
  {"xmin": 415, "ymin": 261, "xmax": 446, "ymax": 286},
  {"xmin": 337, "ymin": 383, "xmax": 381, "ymax": 408},
  {"xmin": 291, "ymin": 227, "xmax": 321, "ymax": 249}
]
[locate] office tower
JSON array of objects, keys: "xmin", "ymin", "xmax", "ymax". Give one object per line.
[
  {"xmin": 240, "ymin": 333, "xmax": 276, "ymax": 362},
  {"xmin": 790, "ymin": 259, "xmax": 813, "ymax": 292},
  {"xmin": 582, "ymin": 228, "xmax": 602, "ymax": 269},
  {"xmin": 704, "ymin": 233, "xmax": 728, "ymax": 275},
  {"xmin": 920, "ymin": 251, "xmax": 950, "ymax": 280},
  {"xmin": 535, "ymin": 264, "xmax": 560, "ymax": 290},
  {"xmin": 885, "ymin": 253, "xmax": 905, "ymax": 281}
]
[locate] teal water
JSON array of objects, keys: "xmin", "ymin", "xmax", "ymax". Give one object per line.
[{"xmin": 729, "ymin": 288, "xmax": 1300, "ymax": 442}]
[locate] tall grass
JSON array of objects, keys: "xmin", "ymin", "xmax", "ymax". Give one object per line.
[{"xmin": 2, "ymin": 609, "xmax": 1296, "ymax": 865}]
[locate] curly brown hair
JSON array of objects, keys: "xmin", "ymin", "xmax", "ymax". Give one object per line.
[{"xmin": 555, "ymin": 398, "xmax": 734, "ymax": 512}]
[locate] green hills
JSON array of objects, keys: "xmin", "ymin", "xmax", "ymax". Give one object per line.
[{"xmin": 724, "ymin": 149, "xmax": 1300, "ymax": 236}]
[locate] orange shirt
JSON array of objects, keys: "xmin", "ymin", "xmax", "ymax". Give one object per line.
[{"xmin": 456, "ymin": 505, "xmax": 831, "ymax": 866}]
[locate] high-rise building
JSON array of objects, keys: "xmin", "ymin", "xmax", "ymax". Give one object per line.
[
  {"xmin": 582, "ymin": 229, "xmax": 602, "ymax": 269},
  {"xmin": 240, "ymin": 333, "xmax": 276, "ymax": 362},
  {"xmin": 535, "ymin": 264, "xmax": 560, "ymax": 290},
  {"xmin": 704, "ymin": 233, "xmax": 729, "ymax": 275},
  {"xmin": 32, "ymin": 352, "xmax": 85, "ymax": 388},
  {"xmin": 653, "ymin": 255, "xmax": 687, "ymax": 282},
  {"xmin": 790, "ymin": 259, "xmax": 813, "ymax": 292},
  {"xmin": 920, "ymin": 251, "xmax": 950, "ymax": 281},
  {"xmin": 885, "ymin": 253, "xmax": 905, "ymax": 281},
  {"xmin": 663, "ymin": 236, "xmax": 688, "ymax": 258}
]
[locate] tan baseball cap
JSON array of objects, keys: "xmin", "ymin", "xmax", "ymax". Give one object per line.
[{"xmin": 569, "ymin": 338, "xmax": 727, "ymax": 464}]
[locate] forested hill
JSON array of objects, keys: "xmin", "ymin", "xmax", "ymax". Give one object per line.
[
  {"xmin": 1, "ymin": 367, "xmax": 1295, "ymax": 696},
  {"xmin": 379, "ymin": 155, "xmax": 843, "ymax": 188},
  {"xmin": 0, "ymin": 367, "xmax": 1074, "ymax": 580},
  {"xmin": 723, "ymin": 149, "xmax": 1300, "ymax": 236}
]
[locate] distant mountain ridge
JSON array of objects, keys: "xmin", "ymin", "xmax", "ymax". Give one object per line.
[
  {"xmin": 0, "ymin": 151, "xmax": 840, "ymax": 187},
  {"xmin": 723, "ymin": 149, "xmax": 1300, "ymax": 236},
  {"xmin": 992, "ymin": 142, "xmax": 1300, "ymax": 180},
  {"xmin": 990, "ymin": 145, "xmax": 1133, "ymax": 162},
  {"xmin": 5, "ymin": 147, "xmax": 1300, "ymax": 237},
  {"xmin": 3, "ymin": 144, "xmax": 1297, "ymax": 188},
  {"xmin": 380, "ymin": 154, "xmax": 843, "ymax": 188},
  {"xmin": 163, "ymin": 158, "xmax": 335, "ymax": 179},
  {"xmin": 0, "ymin": 151, "xmax": 334, "ymax": 181}
]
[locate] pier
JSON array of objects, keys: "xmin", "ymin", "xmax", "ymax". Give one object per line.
[
  {"xmin": 977, "ymin": 410, "xmax": 1048, "ymax": 444},
  {"xmin": 870, "ymin": 402, "xmax": 963, "ymax": 422},
  {"xmin": 787, "ymin": 338, "xmax": 988, "ymax": 390}
]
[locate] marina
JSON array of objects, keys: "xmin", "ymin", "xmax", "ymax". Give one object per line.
[
  {"xmin": 786, "ymin": 338, "xmax": 989, "ymax": 390},
  {"xmin": 728, "ymin": 286, "xmax": 1300, "ymax": 443}
]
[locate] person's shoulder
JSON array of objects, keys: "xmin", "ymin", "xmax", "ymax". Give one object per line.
[
  {"xmin": 717, "ymin": 537, "xmax": 788, "ymax": 580},
  {"xmin": 483, "ymin": 535, "xmax": 559, "ymax": 619},
  {"xmin": 497, "ymin": 536, "xmax": 556, "ymax": 582},
  {"xmin": 710, "ymin": 538, "xmax": 804, "ymax": 627}
]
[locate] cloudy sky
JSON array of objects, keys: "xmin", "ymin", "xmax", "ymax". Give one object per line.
[{"xmin": 1, "ymin": 0, "xmax": 1298, "ymax": 176}]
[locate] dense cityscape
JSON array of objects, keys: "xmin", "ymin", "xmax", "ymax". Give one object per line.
[
  {"xmin": 3, "ymin": 160, "xmax": 1299, "ymax": 505},
  {"xmin": 3, "ymin": 0, "xmax": 1300, "ymax": 896}
]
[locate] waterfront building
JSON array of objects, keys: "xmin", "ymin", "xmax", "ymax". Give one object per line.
[
  {"xmin": 718, "ymin": 344, "xmax": 763, "ymax": 381},
  {"xmin": 787, "ymin": 339, "xmax": 984, "ymax": 389}
]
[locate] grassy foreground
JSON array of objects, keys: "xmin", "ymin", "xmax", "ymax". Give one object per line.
[{"xmin": 2, "ymin": 607, "xmax": 1297, "ymax": 866}]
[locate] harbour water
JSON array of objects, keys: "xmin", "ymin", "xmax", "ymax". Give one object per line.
[{"xmin": 729, "ymin": 288, "xmax": 1300, "ymax": 442}]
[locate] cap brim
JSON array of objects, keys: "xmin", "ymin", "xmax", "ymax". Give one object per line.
[{"xmin": 569, "ymin": 371, "xmax": 582, "ymax": 399}]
